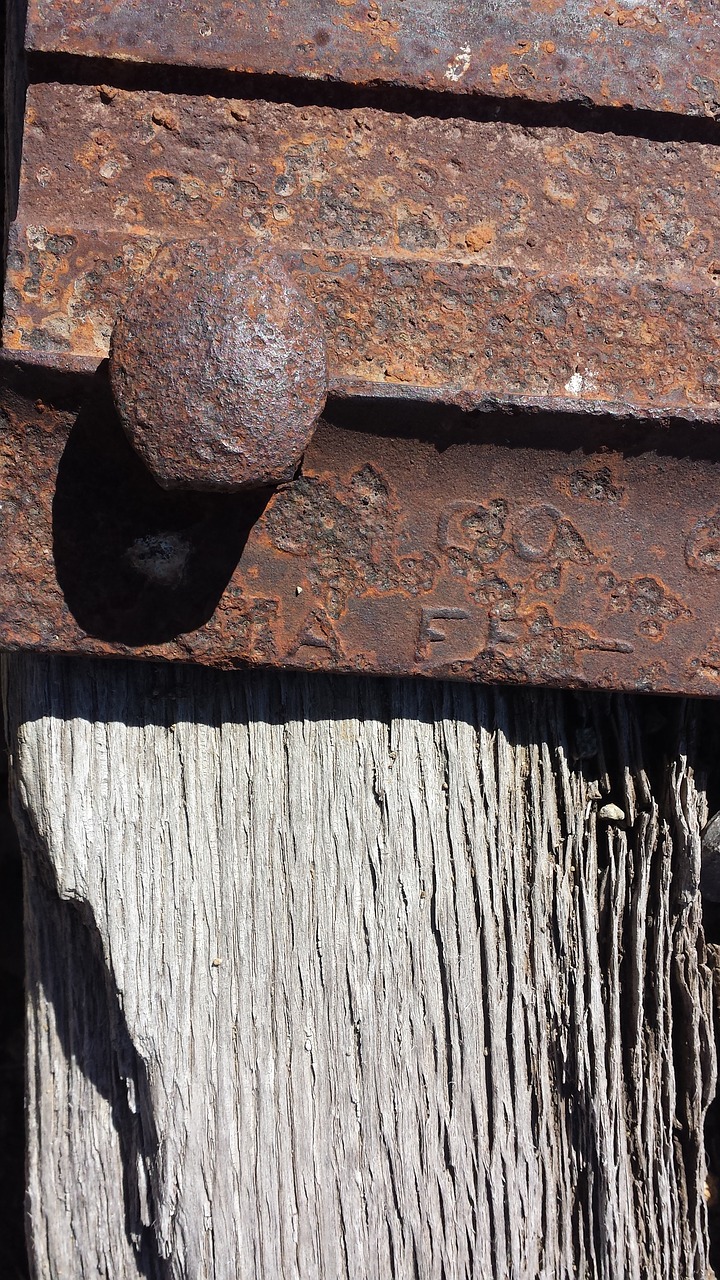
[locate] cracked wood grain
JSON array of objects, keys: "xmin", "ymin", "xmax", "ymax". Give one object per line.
[{"xmin": 3, "ymin": 655, "xmax": 716, "ymax": 1278}]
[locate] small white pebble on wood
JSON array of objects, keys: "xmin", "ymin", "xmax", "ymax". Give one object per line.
[{"xmin": 599, "ymin": 802, "xmax": 625, "ymax": 822}]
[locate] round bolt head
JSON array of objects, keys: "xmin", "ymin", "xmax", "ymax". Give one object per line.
[{"xmin": 109, "ymin": 239, "xmax": 328, "ymax": 492}]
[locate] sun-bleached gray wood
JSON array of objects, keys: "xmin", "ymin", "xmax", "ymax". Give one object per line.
[{"xmin": 4, "ymin": 654, "xmax": 716, "ymax": 1279}]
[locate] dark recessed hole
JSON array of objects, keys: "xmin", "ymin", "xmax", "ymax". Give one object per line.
[{"xmin": 52, "ymin": 374, "xmax": 272, "ymax": 647}]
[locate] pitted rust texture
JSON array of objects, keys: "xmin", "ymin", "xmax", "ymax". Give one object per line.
[
  {"xmin": 15, "ymin": 232, "xmax": 720, "ymax": 420},
  {"xmin": 25, "ymin": 0, "xmax": 720, "ymax": 118},
  {"xmin": 3, "ymin": 365, "xmax": 720, "ymax": 697},
  {"xmin": 14, "ymin": 85, "xmax": 720, "ymax": 293},
  {"xmin": 110, "ymin": 239, "xmax": 328, "ymax": 491},
  {"xmin": 7, "ymin": 85, "xmax": 720, "ymax": 420}
]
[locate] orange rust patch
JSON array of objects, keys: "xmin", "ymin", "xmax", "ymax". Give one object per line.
[
  {"xmin": 490, "ymin": 63, "xmax": 510, "ymax": 85},
  {"xmin": 542, "ymin": 176, "xmax": 578, "ymax": 209},
  {"xmin": 464, "ymin": 224, "xmax": 495, "ymax": 253},
  {"xmin": 151, "ymin": 107, "xmax": 180, "ymax": 131},
  {"xmin": 337, "ymin": 2, "xmax": 400, "ymax": 53},
  {"xmin": 529, "ymin": 0, "xmax": 567, "ymax": 13},
  {"xmin": 591, "ymin": 2, "xmax": 663, "ymax": 31}
]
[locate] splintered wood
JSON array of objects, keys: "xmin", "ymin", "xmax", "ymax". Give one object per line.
[{"xmin": 4, "ymin": 657, "xmax": 715, "ymax": 1278}]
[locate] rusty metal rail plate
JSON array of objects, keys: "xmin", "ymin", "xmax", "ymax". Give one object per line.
[
  {"xmin": 25, "ymin": 0, "xmax": 720, "ymax": 118},
  {"xmin": 7, "ymin": 85, "xmax": 720, "ymax": 421},
  {"xmin": 6, "ymin": 16, "xmax": 720, "ymax": 693},
  {"xmin": 3, "ymin": 367, "xmax": 720, "ymax": 695}
]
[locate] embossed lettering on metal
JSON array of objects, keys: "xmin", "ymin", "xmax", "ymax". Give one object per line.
[{"xmin": 2, "ymin": 368, "xmax": 720, "ymax": 697}]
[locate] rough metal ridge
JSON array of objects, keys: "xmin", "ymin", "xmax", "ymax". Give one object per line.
[
  {"xmin": 25, "ymin": 0, "xmax": 720, "ymax": 117},
  {"xmin": 7, "ymin": 84, "xmax": 720, "ymax": 421}
]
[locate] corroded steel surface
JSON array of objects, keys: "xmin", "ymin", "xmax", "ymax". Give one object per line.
[
  {"xmin": 3, "ymin": 363, "xmax": 720, "ymax": 695},
  {"xmin": 7, "ymin": 85, "xmax": 720, "ymax": 421},
  {"xmin": 110, "ymin": 240, "xmax": 328, "ymax": 491},
  {"xmin": 25, "ymin": 0, "xmax": 720, "ymax": 118},
  {"xmin": 6, "ymin": 24, "xmax": 720, "ymax": 691}
]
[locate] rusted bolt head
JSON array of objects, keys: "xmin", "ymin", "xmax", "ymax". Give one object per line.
[{"xmin": 109, "ymin": 239, "xmax": 328, "ymax": 492}]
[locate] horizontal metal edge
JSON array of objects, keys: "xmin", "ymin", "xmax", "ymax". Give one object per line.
[
  {"xmin": 7, "ymin": 226, "xmax": 720, "ymax": 421},
  {"xmin": 8, "ymin": 85, "xmax": 720, "ymax": 421},
  {"xmin": 3, "ymin": 370, "xmax": 720, "ymax": 695},
  {"xmin": 24, "ymin": 0, "xmax": 720, "ymax": 119},
  {"xmin": 0, "ymin": 351, "xmax": 709, "ymax": 428},
  {"xmin": 0, "ymin": 353, "xmax": 708, "ymax": 425},
  {"xmin": 0, "ymin": 349, "xmax": 103, "ymax": 375},
  {"xmin": 333, "ymin": 378, "xmax": 720, "ymax": 424}
]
